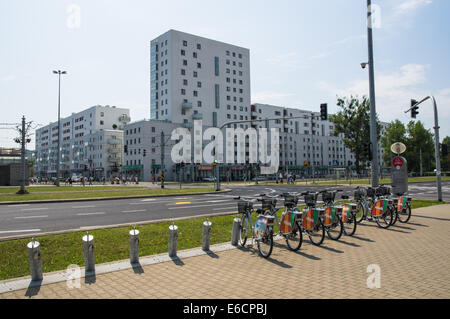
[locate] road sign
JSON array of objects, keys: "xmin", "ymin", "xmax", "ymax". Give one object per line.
[
  {"xmin": 303, "ymin": 161, "xmax": 309, "ymax": 167},
  {"xmin": 393, "ymin": 156, "xmax": 404, "ymax": 169},
  {"xmin": 391, "ymin": 142, "xmax": 406, "ymax": 155}
]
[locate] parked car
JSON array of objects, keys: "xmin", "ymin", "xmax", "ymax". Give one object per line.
[
  {"xmin": 71, "ymin": 175, "xmax": 81, "ymax": 182},
  {"xmin": 202, "ymin": 177, "xmax": 217, "ymax": 182},
  {"xmin": 251, "ymin": 176, "xmax": 267, "ymax": 181}
]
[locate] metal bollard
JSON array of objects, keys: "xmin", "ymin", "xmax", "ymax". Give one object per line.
[
  {"xmin": 82, "ymin": 232, "xmax": 95, "ymax": 272},
  {"xmin": 129, "ymin": 227, "xmax": 140, "ymax": 264},
  {"xmin": 27, "ymin": 238, "xmax": 43, "ymax": 281},
  {"xmin": 231, "ymin": 217, "xmax": 241, "ymax": 246},
  {"xmin": 168, "ymin": 222, "xmax": 178, "ymax": 257},
  {"xmin": 202, "ymin": 219, "xmax": 212, "ymax": 251}
]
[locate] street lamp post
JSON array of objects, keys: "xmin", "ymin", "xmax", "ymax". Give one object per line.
[
  {"xmin": 53, "ymin": 70, "xmax": 66, "ymax": 187},
  {"xmin": 365, "ymin": 0, "xmax": 379, "ymax": 188}
]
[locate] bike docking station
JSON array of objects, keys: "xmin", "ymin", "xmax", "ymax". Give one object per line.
[
  {"xmin": 82, "ymin": 231, "xmax": 95, "ymax": 274},
  {"xmin": 231, "ymin": 217, "xmax": 241, "ymax": 246},
  {"xmin": 27, "ymin": 237, "xmax": 43, "ymax": 282},
  {"xmin": 168, "ymin": 222, "xmax": 178, "ymax": 258},
  {"xmin": 202, "ymin": 219, "xmax": 212, "ymax": 251},
  {"xmin": 129, "ymin": 226, "xmax": 140, "ymax": 264}
]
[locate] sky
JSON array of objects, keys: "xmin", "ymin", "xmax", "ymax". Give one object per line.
[{"xmin": 1, "ymin": 0, "xmax": 449, "ymax": 150}]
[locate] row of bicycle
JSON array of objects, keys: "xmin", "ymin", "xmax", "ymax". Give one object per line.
[{"xmin": 233, "ymin": 185, "xmax": 413, "ymax": 258}]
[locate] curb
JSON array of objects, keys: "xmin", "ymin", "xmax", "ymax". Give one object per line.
[{"xmin": 0, "ymin": 189, "xmax": 232, "ymax": 206}]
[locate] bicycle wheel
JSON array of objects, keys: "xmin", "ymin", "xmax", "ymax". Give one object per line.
[
  {"xmin": 397, "ymin": 205, "xmax": 411, "ymax": 223},
  {"xmin": 355, "ymin": 201, "xmax": 365, "ymax": 223},
  {"xmin": 343, "ymin": 213, "xmax": 357, "ymax": 236},
  {"xmin": 375, "ymin": 207, "xmax": 393, "ymax": 229},
  {"xmin": 286, "ymin": 221, "xmax": 303, "ymax": 251},
  {"xmin": 326, "ymin": 216, "xmax": 343, "ymax": 240},
  {"xmin": 307, "ymin": 221, "xmax": 325, "ymax": 246},
  {"xmin": 390, "ymin": 206, "xmax": 398, "ymax": 226},
  {"xmin": 239, "ymin": 214, "xmax": 249, "ymax": 247},
  {"xmin": 257, "ymin": 231, "xmax": 273, "ymax": 258}
]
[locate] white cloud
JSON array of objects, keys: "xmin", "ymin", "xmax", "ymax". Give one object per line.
[
  {"xmin": 0, "ymin": 75, "xmax": 16, "ymax": 81},
  {"xmin": 395, "ymin": 0, "xmax": 432, "ymax": 14}
]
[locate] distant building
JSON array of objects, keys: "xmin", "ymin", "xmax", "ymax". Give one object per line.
[
  {"xmin": 0, "ymin": 148, "xmax": 30, "ymax": 186},
  {"xmin": 35, "ymin": 105, "xmax": 130, "ymax": 179}
]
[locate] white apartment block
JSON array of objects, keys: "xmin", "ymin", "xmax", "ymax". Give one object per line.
[
  {"xmin": 150, "ymin": 29, "xmax": 251, "ymax": 128},
  {"xmin": 35, "ymin": 105, "xmax": 130, "ymax": 179}
]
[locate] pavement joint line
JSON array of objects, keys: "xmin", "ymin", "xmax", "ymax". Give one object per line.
[
  {"xmin": 14, "ymin": 215, "xmax": 48, "ymax": 219},
  {"xmin": 0, "ymin": 241, "xmax": 242, "ymax": 295},
  {"xmin": 0, "ymin": 189, "xmax": 232, "ymax": 206}
]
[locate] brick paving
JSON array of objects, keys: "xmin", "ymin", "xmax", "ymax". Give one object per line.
[{"xmin": 1, "ymin": 204, "xmax": 449, "ymax": 299}]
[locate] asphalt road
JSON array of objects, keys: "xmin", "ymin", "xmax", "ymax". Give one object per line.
[{"xmin": 0, "ymin": 181, "xmax": 448, "ymax": 239}]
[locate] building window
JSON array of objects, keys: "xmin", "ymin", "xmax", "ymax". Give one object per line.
[
  {"xmin": 215, "ymin": 84, "xmax": 220, "ymax": 108},
  {"xmin": 183, "ymin": 79, "xmax": 188, "ymax": 85},
  {"xmin": 197, "ymin": 62, "xmax": 201, "ymax": 69},
  {"xmin": 213, "ymin": 112, "xmax": 217, "ymax": 127},
  {"xmin": 197, "ymin": 43, "xmax": 201, "ymax": 50},
  {"xmin": 181, "ymin": 49, "xmax": 185, "ymax": 56},
  {"xmin": 193, "ymin": 91, "xmax": 198, "ymax": 97},
  {"xmin": 183, "ymin": 60, "xmax": 187, "ymax": 66},
  {"xmin": 193, "ymin": 52, "xmax": 197, "ymax": 58},
  {"xmin": 100, "ymin": 121, "xmax": 104, "ymax": 125},
  {"xmin": 226, "ymin": 50, "xmax": 230, "ymax": 56},
  {"xmin": 183, "ymin": 40, "xmax": 187, "ymax": 46},
  {"xmin": 214, "ymin": 56, "xmax": 219, "ymax": 76},
  {"xmin": 198, "ymin": 101, "xmax": 202, "ymax": 107},
  {"xmin": 181, "ymin": 89, "xmax": 186, "ymax": 95}
]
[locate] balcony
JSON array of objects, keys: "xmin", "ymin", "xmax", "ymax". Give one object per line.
[
  {"xmin": 108, "ymin": 148, "xmax": 120, "ymax": 154},
  {"xmin": 107, "ymin": 156, "xmax": 120, "ymax": 163},
  {"xmin": 183, "ymin": 123, "xmax": 193, "ymax": 129},
  {"xmin": 181, "ymin": 102, "xmax": 193, "ymax": 109},
  {"xmin": 107, "ymin": 138, "xmax": 120, "ymax": 145},
  {"xmin": 192, "ymin": 113, "xmax": 203, "ymax": 120},
  {"xmin": 119, "ymin": 115, "xmax": 131, "ymax": 123}
]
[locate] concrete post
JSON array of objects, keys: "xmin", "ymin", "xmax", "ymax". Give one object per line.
[
  {"xmin": 82, "ymin": 232, "xmax": 95, "ymax": 272},
  {"xmin": 129, "ymin": 228, "xmax": 140, "ymax": 264},
  {"xmin": 168, "ymin": 222, "xmax": 178, "ymax": 257},
  {"xmin": 202, "ymin": 219, "xmax": 212, "ymax": 251},
  {"xmin": 231, "ymin": 217, "xmax": 241, "ymax": 246},
  {"xmin": 27, "ymin": 238, "xmax": 43, "ymax": 281}
]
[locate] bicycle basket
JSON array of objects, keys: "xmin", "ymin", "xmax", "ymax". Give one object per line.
[
  {"xmin": 237, "ymin": 201, "xmax": 252, "ymax": 214},
  {"xmin": 354, "ymin": 189, "xmax": 365, "ymax": 199},
  {"xmin": 366, "ymin": 188, "xmax": 375, "ymax": 198},
  {"xmin": 283, "ymin": 195, "xmax": 298, "ymax": 206},
  {"xmin": 262, "ymin": 199, "xmax": 277, "ymax": 211},
  {"xmin": 383, "ymin": 186, "xmax": 391, "ymax": 196},
  {"xmin": 304, "ymin": 194, "xmax": 316, "ymax": 207},
  {"xmin": 322, "ymin": 192, "xmax": 334, "ymax": 203}
]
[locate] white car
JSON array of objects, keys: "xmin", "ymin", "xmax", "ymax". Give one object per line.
[
  {"xmin": 71, "ymin": 175, "xmax": 81, "ymax": 182},
  {"xmin": 202, "ymin": 177, "xmax": 217, "ymax": 182}
]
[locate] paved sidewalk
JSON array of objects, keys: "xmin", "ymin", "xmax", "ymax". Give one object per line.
[{"xmin": 1, "ymin": 205, "xmax": 449, "ymax": 299}]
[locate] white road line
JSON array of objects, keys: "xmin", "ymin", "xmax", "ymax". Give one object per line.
[
  {"xmin": 140, "ymin": 199, "xmax": 156, "ymax": 202},
  {"xmin": 0, "ymin": 229, "xmax": 41, "ymax": 234},
  {"xmin": 14, "ymin": 215, "xmax": 48, "ymax": 219},
  {"xmin": 205, "ymin": 200, "xmax": 233, "ymax": 203},
  {"xmin": 7, "ymin": 204, "xmax": 30, "ymax": 207},
  {"xmin": 122, "ymin": 209, "xmax": 147, "ymax": 213},
  {"xmin": 76, "ymin": 212, "xmax": 106, "ymax": 216},
  {"xmin": 21, "ymin": 208, "xmax": 49, "ymax": 211},
  {"xmin": 71, "ymin": 205, "xmax": 96, "ymax": 208}
]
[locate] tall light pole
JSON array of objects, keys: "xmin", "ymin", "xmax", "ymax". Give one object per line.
[
  {"xmin": 53, "ymin": 70, "xmax": 66, "ymax": 187},
  {"xmin": 364, "ymin": 0, "xmax": 379, "ymax": 187}
]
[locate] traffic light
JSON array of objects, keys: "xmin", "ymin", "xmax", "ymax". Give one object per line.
[
  {"xmin": 365, "ymin": 143, "xmax": 373, "ymax": 161},
  {"xmin": 320, "ymin": 103, "xmax": 328, "ymax": 121},
  {"xmin": 124, "ymin": 145, "xmax": 128, "ymax": 154},
  {"xmin": 411, "ymin": 99, "xmax": 419, "ymax": 119},
  {"xmin": 143, "ymin": 149, "xmax": 146, "ymax": 157}
]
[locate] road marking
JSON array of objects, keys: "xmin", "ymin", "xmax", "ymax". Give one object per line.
[
  {"xmin": 141, "ymin": 199, "xmax": 156, "ymax": 202},
  {"xmin": 168, "ymin": 203, "xmax": 233, "ymax": 210},
  {"xmin": 14, "ymin": 215, "xmax": 48, "ymax": 219},
  {"xmin": 206, "ymin": 200, "xmax": 232, "ymax": 203},
  {"xmin": 122, "ymin": 209, "xmax": 147, "ymax": 213},
  {"xmin": 21, "ymin": 207, "xmax": 49, "ymax": 211},
  {"xmin": 0, "ymin": 229, "xmax": 41, "ymax": 234},
  {"xmin": 175, "ymin": 202, "xmax": 192, "ymax": 205},
  {"xmin": 7, "ymin": 204, "xmax": 30, "ymax": 207},
  {"xmin": 213, "ymin": 206, "xmax": 237, "ymax": 211},
  {"xmin": 174, "ymin": 197, "xmax": 189, "ymax": 200},
  {"xmin": 72, "ymin": 205, "xmax": 96, "ymax": 208},
  {"xmin": 77, "ymin": 212, "xmax": 106, "ymax": 216}
]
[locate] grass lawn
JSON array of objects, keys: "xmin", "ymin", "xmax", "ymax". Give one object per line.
[
  {"xmin": 0, "ymin": 188, "xmax": 215, "ymax": 202},
  {"xmin": 0, "ymin": 186, "xmax": 146, "ymax": 194},
  {"xmin": 0, "ymin": 199, "xmax": 444, "ymax": 281}
]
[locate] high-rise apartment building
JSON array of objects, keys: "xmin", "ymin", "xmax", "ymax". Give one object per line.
[{"xmin": 150, "ymin": 29, "xmax": 251, "ymax": 128}]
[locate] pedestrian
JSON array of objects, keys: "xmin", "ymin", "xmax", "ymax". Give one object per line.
[
  {"xmin": 279, "ymin": 172, "xmax": 283, "ymax": 184},
  {"xmin": 69, "ymin": 177, "xmax": 72, "ymax": 186},
  {"xmin": 293, "ymin": 174, "xmax": 296, "ymax": 184},
  {"xmin": 89, "ymin": 176, "xmax": 93, "ymax": 186},
  {"xmin": 135, "ymin": 176, "xmax": 138, "ymax": 184},
  {"xmin": 82, "ymin": 176, "xmax": 86, "ymax": 187}
]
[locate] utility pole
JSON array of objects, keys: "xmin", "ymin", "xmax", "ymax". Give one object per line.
[
  {"xmin": 161, "ymin": 131, "xmax": 165, "ymax": 189},
  {"xmin": 366, "ymin": 0, "xmax": 379, "ymax": 187},
  {"xmin": 16, "ymin": 116, "xmax": 29, "ymax": 194}
]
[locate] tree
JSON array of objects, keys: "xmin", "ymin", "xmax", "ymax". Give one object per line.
[
  {"xmin": 441, "ymin": 136, "xmax": 450, "ymax": 172},
  {"xmin": 330, "ymin": 95, "xmax": 381, "ymax": 174},
  {"xmin": 405, "ymin": 121, "xmax": 434, "ymax": 174},
  {"xmin": 381, "ymin": 120, "xmax": 407, "ymax": 168}
]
